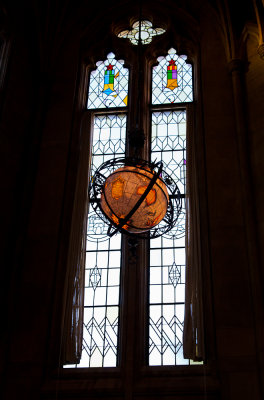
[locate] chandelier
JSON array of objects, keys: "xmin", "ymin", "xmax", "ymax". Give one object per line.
[{"xmin": 89, "ymin": 157, "xmax": 182, "ymax": 239}]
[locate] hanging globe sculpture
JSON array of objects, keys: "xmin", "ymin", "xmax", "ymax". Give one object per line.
[
  {"xmin": 90, "ymin": 157, "xmax": 182, "ymax": 239},
  {"xmin": 101, "ymin": 165, "xmax": 169, "ymax": 233}
]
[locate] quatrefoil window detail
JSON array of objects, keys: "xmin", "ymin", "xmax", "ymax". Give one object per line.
[{"xmin": 117, "ymin": 20, "xmax": 165, "ymax": 45}]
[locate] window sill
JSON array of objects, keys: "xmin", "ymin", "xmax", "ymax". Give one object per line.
[{"xmin": 41, "ymin": 363, "xmax": 220, "ymax": 399}]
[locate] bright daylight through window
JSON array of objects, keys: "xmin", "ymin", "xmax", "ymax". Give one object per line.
[{"xmin": 65, "ymin": 21, "xmax": 194, "ymax": 368}]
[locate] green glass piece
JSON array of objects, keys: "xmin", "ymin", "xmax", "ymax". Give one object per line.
[{"xmin": 87, "ymin": 52, "xmax": 129, "ymax": 109}]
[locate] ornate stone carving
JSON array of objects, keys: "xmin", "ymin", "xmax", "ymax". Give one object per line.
[{"xmin": 257, "ymin": 43, "xmax": 264, "ymax": 60}]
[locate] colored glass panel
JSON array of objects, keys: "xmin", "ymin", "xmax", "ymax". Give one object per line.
[
  {"xmin": 152, "ymin": 48, "xmax": 193, "ymax": 104},
  {"xmin": 87, "ymin": 52, "xmax": 129, "ymax": 109}
]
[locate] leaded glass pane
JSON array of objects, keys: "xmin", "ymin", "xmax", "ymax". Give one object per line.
[
  {"xmin": 149, "ymin": 110, "xmax": 188, "ymax": 366},
  {"xmin": 87, "ymin": 53, "xmax": 129, "ymax": 109},
  {"xmin": 152, "ymin": 48, "xmax": 193, "ymax": 105},
  {"xmin": 66, "ymin": 114, "xmax": 126, "ymax": 368},
  {"xmin": 117, "ymin": 20, "xmax": 165, "ymax": 45}
]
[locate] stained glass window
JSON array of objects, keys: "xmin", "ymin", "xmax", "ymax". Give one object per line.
[
  {"xmin": 66, "ymin": 114, "xmax": 126, "ymax": 368},
  {"xmin": 87, "ymin": 52, "xmax": 129, "ymax": 109},
  {"xmin": 152, "ymin": 48, "xmax": 193, "ymax": 104},
  {"xmin": 118, "ymin": 20, "xmax": 165, "ymax": 45},
  {"xmin": 81, "ymin": 115, "xmax": 126, "ymax": 367},
  {"xmin": 149, "ymin": 110, "xmax": 188, "ymax": 366},
  {"xmin": 68, "ymin": 28, "xmax": 196, "ymax": 370}
]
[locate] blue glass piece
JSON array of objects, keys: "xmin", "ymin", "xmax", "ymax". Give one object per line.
[{"xmin": 87, "ymin": 53, "xmax": 129, "ymax": 109}]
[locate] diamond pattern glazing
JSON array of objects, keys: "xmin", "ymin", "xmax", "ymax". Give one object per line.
[
  {"xmin": 87, "ymin": 52, "xmax": 129, "ymax": 109},
  {"xmin": 152, "ymin": 48, "xmax": 193, "ymax": 105}
]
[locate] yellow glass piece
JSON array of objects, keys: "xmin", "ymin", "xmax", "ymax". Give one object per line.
[
  {"xmin": 122, "ymin": 95, "xmax": 128, "ymax": 105},
  {"xmin": 166, "ymin": 79, "xmax": 178, "ymax": 90},
  {"xmin": 103, "ymin": 83, "xmax": 114, "ymax": 93}
]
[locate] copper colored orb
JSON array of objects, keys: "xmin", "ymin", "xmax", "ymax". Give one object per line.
[{"xmin": 101, "ymin": 165, "xmax": 169, "ymax": 233}]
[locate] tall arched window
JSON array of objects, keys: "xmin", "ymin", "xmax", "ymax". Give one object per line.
[
  {"xmin": 81, "ymin": 52, "xmax": 129, "ymax": 367},
  {"xmin": 64, "ymin": 19, "xmax": 203, "ymax": 370}
]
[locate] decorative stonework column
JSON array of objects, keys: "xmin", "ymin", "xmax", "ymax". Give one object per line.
[
  {"xmin": 253, "ymin": 0, "xmax": 264, "ymax": 60},
  {"xmin": 257, "ymin": 43, "xmax": 264, "ymax": 59},
  {"xmin": 228, "ymin": 56, "xmax": 264, "ymax": 397}
]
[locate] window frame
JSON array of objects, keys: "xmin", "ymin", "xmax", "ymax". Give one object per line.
[
  {"xmin": 73, "ymin": 46, "xmax": 196, "ymax": 370},
  {"xmin": 88, "ymin": 46, "xmax": 195, "ymax": 360},
  {"xmin": 44, "ymin": 17, "xmax": 218, "ymax": 400}
]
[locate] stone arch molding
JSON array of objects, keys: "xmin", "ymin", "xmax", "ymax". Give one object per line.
[{"xmin": 79, "ymin": 0, "xmax": 201, "ymax": 61}]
